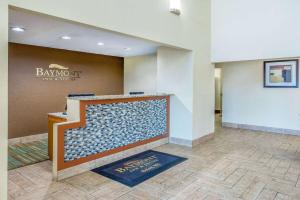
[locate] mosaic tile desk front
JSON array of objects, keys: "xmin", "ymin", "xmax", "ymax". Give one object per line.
[{"xmin": 64, "ymin": 99, "xmax": 168, "ymax": 162}]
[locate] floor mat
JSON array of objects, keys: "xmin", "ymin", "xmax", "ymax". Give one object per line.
[
  {"xmin": 8, "ymin": 139, "xmax": 49, "ymax": 170},
  {"xmin": 92, "ymin": 150, "xmax": 187, "ymax": 187}
]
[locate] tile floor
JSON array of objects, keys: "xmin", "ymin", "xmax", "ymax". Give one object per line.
[{"xmin": 8, "ymin": 118, "xmax": 300, "ymax": 200}]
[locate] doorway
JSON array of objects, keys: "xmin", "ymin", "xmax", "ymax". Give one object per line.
[{"xmin": 215, "ymin": 68, "xmax": 222, "ymax": 126}]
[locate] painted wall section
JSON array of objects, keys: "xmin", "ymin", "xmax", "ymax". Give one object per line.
[
  {"xmin": 124, "ymin": 54, "xmax": 157, "ymax": 94},
  {"xmin": 0, "ymin": 2, "xmax": 8, "ymax": 200},
  {"xmin": 212, "ymin": 0, "xmax": 300, "ymax": 62},
  {"xmin": 157, "ymin": 47, "xmax": 193, "ymax": 141},
  {"xmin": 192, "ymin": 0, "xmax": 215, "ymax": 140},
  {"xmin": 220, "ymin": 59, "xmax": 300, "ymax": 132}
]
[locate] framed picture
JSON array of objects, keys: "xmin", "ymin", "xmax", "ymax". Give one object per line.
[{"xmin": 264, "ymin": 59, "xmax": 299, "ymax": 88}]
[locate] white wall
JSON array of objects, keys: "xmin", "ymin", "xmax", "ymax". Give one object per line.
[
  {"xmin": 124, "ymin": 54, "xmax": 157, "ymax": 94},
  {"xmin": 220, "ymin": 60, "xmax": 300, "ymax": 132},
  {"xmin": 0, "ymin": 1, "xmax": 8, "ymax": 199},
  {"xmin": 212, "ymin": 0, "xmax": 300, "ymax": 62},
  {"xmin": 157, "ymin": 47, "xmax": 193, "ymax": 142}
]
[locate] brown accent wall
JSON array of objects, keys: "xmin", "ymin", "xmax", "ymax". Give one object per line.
[{"xmin": 9, "ymin": 43, "xmax": 124, "ymax": 139}]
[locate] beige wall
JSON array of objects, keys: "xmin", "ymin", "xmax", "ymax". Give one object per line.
[
  {"xmin": 219, "ymin": 59, "xmax": 300, "ymax": 132},
  {"xmin": 124, "ymin": 54, "xmax": 157, "ymax": 94},
  {"xmin": 9, "ymin": 43, "xmax": 124, "ymax": 139}
]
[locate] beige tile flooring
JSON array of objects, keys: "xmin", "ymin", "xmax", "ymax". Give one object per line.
[{"xmin": 8, "ymin": 119, "xmax": 300, "ymax": 200}]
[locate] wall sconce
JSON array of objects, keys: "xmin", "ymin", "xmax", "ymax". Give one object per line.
[{"xmin": 170, "ymin": 0, "xmax": 181, "ymax": 15}]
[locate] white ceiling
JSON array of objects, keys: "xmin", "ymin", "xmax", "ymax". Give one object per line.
[{"xmin": 9, "ymin": 9, "xmax": 162, "ymax": 57}]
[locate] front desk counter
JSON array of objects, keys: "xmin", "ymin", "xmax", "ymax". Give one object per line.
[{"xmin": 51, "ymin": 93, "xmax": 171, "ymax": 179}]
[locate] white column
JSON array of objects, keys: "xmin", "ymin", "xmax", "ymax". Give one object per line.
[
  {"xmin": 0, "ymin": 1, "xmax": 8, "ymax": 200},
  {"xmin": 157, "ymin": 47, "xmax": 194, "ymax": 145}
]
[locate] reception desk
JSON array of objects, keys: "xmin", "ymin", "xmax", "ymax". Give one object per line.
[{"xmin": 52, "ymin": 94, "xmax": 170, "ymax": 179}]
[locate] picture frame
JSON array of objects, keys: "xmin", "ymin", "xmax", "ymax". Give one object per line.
[{"xmin": 264, "ymin": 59, "xmax": 299, "ymax": 88}]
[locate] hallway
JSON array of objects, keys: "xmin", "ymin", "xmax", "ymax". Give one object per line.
[{"xmin": 9, "ymin": 119, "xmax": 300, "ymax": 200}]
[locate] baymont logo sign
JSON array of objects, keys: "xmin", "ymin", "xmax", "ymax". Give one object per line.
[{"xmin": 35, "ymin": 64, "xmax": 82, "ymax": 81}]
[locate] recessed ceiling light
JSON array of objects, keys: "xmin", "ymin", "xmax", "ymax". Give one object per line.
[
  {"xmin": 97, "ymin": 42, "xmax": 104, "ymax": 46},
  {"xmin": 11, "ymin": 27, "xmax": 25, "ymax": 32},
  {"xmin": 124, "ymin": 47, "xmax": 131, "ymax": 51},
  {"xmin": 61, "ymin": 36, "xmax": 71, "ymax": 40}
]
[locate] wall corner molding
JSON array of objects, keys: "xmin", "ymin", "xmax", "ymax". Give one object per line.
[{"xmin": 170, "ymin": 133, "xmax": 214, "ymax": 148}]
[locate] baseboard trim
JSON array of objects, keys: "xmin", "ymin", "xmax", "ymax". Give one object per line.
[
  {"xmin": 222, "ymin": 122, "xmax": 300, "ymax": 136},
  {"xmin": 192, "ymin": 133, "xmax": 214, "ymax": 146},
  {"xmin": 9, "ymin": 133, "xmax": 48, "ymax": 145},
  {"xmin": 169, "ymin": 137, "xmax": 193, "ymax": 147},
  {"xmin": 170, "ymin": 133, "xmax": 214, "ymax": 147}
]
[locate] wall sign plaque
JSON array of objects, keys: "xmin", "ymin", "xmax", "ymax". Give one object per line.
[{"xmin": 35, "ymin": 64, "xmax": 82, "ymax": 81}]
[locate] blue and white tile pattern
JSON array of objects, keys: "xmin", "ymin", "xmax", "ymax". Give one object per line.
[{"xmin": 64, "ymin": 99, "xmax": 167, "ymax": 162}]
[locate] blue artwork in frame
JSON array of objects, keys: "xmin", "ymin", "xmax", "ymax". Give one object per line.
[{"xmin": 264, "ymin": 59, "xmax": 299, "ymax": 88}]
